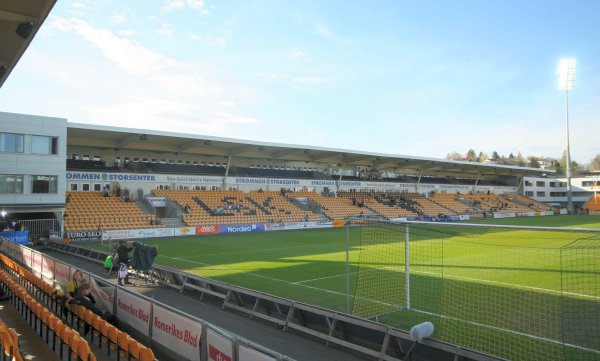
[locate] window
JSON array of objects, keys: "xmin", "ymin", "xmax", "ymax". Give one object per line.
[
  {"xmin": 0, "ymin": 175, "xmax": 23, "ymax": 194},
  {"xmin": 535, "ymin": 181, "xmax": 545, "ymax": 187},
  {"xmin": 549, "ymin": 182, "xmax": 556, "ymax": 187},
  {"xmin": 31, "ymin": 175, "xmax": 58, "ymax": 194},
  {"xmin": 525, "ymin": 191, "xmax": 534, "ymax": 197},
  {"xmin": 31, "ymin": 136, "xmax": 58, "ymax": 154},
  {"xmin": 0, "ymin": 133, "xmax": 24, "ymax": 153},
  {"xmin": 582, "ymin": 181, "xmax": 594, "ymax": 187},
  {"xmin": 93, "ymin": 155, "xmax": 100, "ymax": 161},
  {"xmin": 70, "ymin": 184, "xmax": 78, "ymax": 191},
  {"xmin": 72, "ymin": 154, "xmax": 80, "ymax": 160},
  {"xmin": 82, "ymin": 184, "xmax": 90, "ymax": 191},
  {"xmin": 536, "ymin": 191, "xmax": 546, "ymax": 197},
  {"xmin": 93, "ymin": 184, "xmax": 102, "ymax": 191}
]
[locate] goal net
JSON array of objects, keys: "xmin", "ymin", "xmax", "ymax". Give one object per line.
[{"xmin": 351, "ymin": 221, "xmax": 600, "ymax": 361}]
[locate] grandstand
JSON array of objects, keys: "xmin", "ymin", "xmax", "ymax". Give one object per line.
[
  {"xmin": 1, "ymin": 3, "xmax": 598, "ymax": 359},
  {"xmin": 584, "ymin": 194, "xmax": 600, "ymax": 214},
  {"xmin": 64, "ymin": 191, "xmax": 161, "ymax": 232}
]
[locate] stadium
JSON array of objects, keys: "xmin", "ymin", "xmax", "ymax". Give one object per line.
[{"xmin": 1, "ymin": 2, "xmax": 599, "ymax": 361}]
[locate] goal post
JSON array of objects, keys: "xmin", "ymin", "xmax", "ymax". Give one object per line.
[{"xmin": 350, "ymin": 220, "xmax": 600, "ymax": 361}]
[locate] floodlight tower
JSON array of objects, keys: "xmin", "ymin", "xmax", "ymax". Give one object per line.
[{"xmin": 558, "ymin": 58, "xmax": 576, "ymax": 213}]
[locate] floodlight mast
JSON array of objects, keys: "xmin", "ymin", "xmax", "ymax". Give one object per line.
[{"xmin": 558, "ymin": 58, "xmax": 576, "ymax": 213}]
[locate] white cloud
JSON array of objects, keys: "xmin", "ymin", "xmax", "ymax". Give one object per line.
[
  {"xmin": 162, "ymin": 0, "xmax": 209, "ymax": 14},
  {"xmin": 110, "ymin": 13, "xmax": 127, "ymax": 24},
  {"xmin": 162, "ymin": 0, "xmax": 185, "ymax": 12},
  {"xmin": 293, "ymin": 76, "xmax": 328, "ymax": 85},
  {"xmin": 187, "ymin": 0, "xmax": 209, "ymax": 14},
  {"xmin": 289, "ymin": 48, "xmax": 305, "ymax": 59},
  {"xmin": 72, "ymin": 2, "xmax": 86, "ymax": 9},
  {"xmin": 316, "ymin": 24, "xmax": 332, "ymax": 39},
  {"xmin": 25, "ymin": 18, "xmax": 259, "ymax": 138},
  {"xmin": 118, "ymin": 29, "xmax": 137, "ymax": 37},
  {"xmin": 156, "ymin": 23, "xmax": 173, "ymax": 35},
  {"xmin": 188, "ymin": 33, "xmax": 226, "ymax": 47},
  {"xmin": 49, "ymin": 17, "xmax": 178, "ymax": 75},
  {"xmin": 255, "ymin": 72, "xmax": 283, "ymax": 80}
]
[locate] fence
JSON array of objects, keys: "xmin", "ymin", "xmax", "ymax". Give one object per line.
[
  {"xmin": 351, "ymin": 221, "xmax": 600, "ymax": 361},
  {"xmin": 0, "ymin": 237, "xmax": 294, "ymax": 361},
  {"xmin": 0, "ymin": 219, "xmax": 62, "ymax": 240},
  {"xmin": 41, "ymin": 237, "xmax": 503, "ymax": 361}
]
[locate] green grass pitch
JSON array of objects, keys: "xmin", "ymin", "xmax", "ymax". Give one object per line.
[{"xmin": 83, "ymin": 214, "xmax": 600, "ymax": 361}]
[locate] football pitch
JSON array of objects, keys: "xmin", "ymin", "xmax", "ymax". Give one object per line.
[{"xmin": 84, "ymin": 214, "xmax": 600, "ymax": 361}]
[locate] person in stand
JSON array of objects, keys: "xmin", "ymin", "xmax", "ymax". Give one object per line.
[
  {"xmin": 61, "ymin": 270, "xmax": 84, "ymax": 318},
  {"xmin": 69, "ymin": 284, "xmax": 116, "ymax": 333},
  {"xmin": 115, "ymin": 240, "xmax": 133, "ymax": 285}
]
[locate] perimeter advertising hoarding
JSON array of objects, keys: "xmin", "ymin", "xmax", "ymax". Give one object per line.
[
  {"xmin": 174, "ymin": 226, "xmax": 196, "ymax": 236},
  {"xmin": 41, "ymin": 256, "xmax": 55, "ymax": 281},
  {"xmin": 218, "ymin": 224, "xmax": 265, "ymax": 235},
  {"xmin": 19, "ymin": 247, "xmax": 32, "ymax": 268},
  {"xmin": 0, "ymin": 231, "xmax": 29, "ymax": 245},
  {"xmin": 238, "ymin": 345, "xmax": 277, "ymax": 361},
  {"xmin": 66, "ymin": 231, "xmax": 101, "ymax": 242},
  {"xmin": 102, "ymin": 227, "xmax": 175, "ymax": 240},
  {"xmin": 196, "ymin": 225, "xmax": 219, "ymax": 235},
  {"xmin": 493, "ymin": 212, "xmax": 516, "ymax": 219},
  {"xmin": 116, "ymin": 289, "xmax": 151, "ymax": 337},
  {"xmin": 152, "ymin": 304, "xmax": 202, "ymax": 361},
  {"xmin": 32, "ymin": 251, "xmax": 43, "ymax": 274},
  {"xmin": 90, "ymin": 278, "xmax": 115, "ymax": 314},
  {"xmin": 207, "ymin": 328, "xmax": 233, "ymax": 361},
  {"xmin": 54, "ymin": 261, "xmax": 71, "ymax": 287}
]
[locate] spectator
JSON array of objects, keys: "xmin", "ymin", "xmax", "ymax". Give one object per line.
[
  {"xmin": 62, "ymin": 270, "xmax": 84, "ymax": 318},
  {"xmin": 115, "ymin": 240, "xmax": 133, "ymax": 285},
  {"xmin": 69, "ymin": 284, "xmax": 116, "ymax": 333}
]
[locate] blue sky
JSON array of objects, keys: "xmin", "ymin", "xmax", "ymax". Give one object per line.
[{"xmin": 1, "ymin": 0, "xmax": 599, "ymax": 164}]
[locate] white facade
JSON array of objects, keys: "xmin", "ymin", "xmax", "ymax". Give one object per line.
[
  {"xmin": 0, "ymin": 111, "xmax": 67, "ymax": 213},
  {"xmin": 524, "ymin": 175, "xmax": 600, "ymax": 209}
]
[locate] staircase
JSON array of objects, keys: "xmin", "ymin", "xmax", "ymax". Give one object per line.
[{"xmin": 161, "ymin": 217, "xmax": 186, "ymax": 228}]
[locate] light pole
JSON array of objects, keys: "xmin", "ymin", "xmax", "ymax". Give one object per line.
[{"xmin": 558, "ymin": 58, "xmax": 576, "ymax": 213}]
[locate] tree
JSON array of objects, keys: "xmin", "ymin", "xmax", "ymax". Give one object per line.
[
  {"xmin": 515, "ymin": 152, "xmax": 525, "ymax": 166},
  {"xmin": 549, "ymin": 158, "xmax": 564, "ymax": 175},
  {"xmin": 590, "ymin": 154, "xmax": 600, "ymax": 171},
  {"xmin": 560, "ymin": 151, "xmax": 581, "ymax": 175},
  {"xmin": 446, "ymin": 151, "xmax": 462, "ymax": 160},
  {"xmin": 477, "ymin": 152, "xmax": 488, "ymax": 163},
  {"xmin": 509, "ymin": 153, "xmax": 515, "ymax": 159},
  {"xmin": 491, "ymin": 151, "xmax": 499, "ymax": 161},
  {"xmin": 466, "ymin": 149, "xmax": 477, "ymax": 162},
  {"xmin": 527, "ymin": 156, "xmax": 540, "ymax": 168}
]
